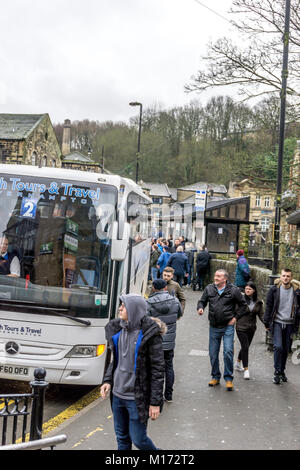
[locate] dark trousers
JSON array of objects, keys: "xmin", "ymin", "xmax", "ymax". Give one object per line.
[
  {"xmin": 236, "ymin": 329, "xmax": 255, "ymax": 368},
  {"xmin": 164, "ymin": 349, "xmax": 174, "ymax": 400},
  {"xmin": 173, "ymin": 274, "xmax": 184, "ymax": 286},
  {"xmin": 272, "ymin": 322, "xmax": 293, "ymax": 373},
  {"xmin": 197, "ymin": 269, "xmax": 207, "ymax": 290},
  {"xmin": 112, "ymin": 395, "xmax": 157, "ymax": 450}
]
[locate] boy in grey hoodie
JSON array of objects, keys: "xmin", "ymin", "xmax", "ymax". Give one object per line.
[{"xmin": 100, "ymin": 294, "xmax": 166, "ymax": 450}]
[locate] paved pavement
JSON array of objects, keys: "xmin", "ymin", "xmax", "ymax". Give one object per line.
[{"xmin": 48, "ymin": 288, "xmax": 300, "ymax": 450}]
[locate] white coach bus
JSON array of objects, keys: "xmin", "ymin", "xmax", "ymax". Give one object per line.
[{"xmin": 0, "ymin": 164, "xmax": 152, "ymax": 385}]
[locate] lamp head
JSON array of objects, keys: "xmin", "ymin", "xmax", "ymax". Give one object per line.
[{"xmin": 129, "ymin": 101, "xmax": 142, "ymax": 107}]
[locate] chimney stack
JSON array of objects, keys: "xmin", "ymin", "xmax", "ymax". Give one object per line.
[{"xmin": 62, "ymin": 119, "xmax": 71, "ymax": 156}]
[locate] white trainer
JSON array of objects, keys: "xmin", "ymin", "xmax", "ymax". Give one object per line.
[
  {"xmin": 235, "ymin": 361, "xmax": 244, "ymax": 372},
  {"xmin": 244, "ymin": 369, "xmax": 250, "ymax": 380}
]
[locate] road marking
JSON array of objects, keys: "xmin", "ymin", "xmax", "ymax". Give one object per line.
[
  {"xmin": 16, "ymin": 386, "xmax": 102, "ymax": 443},
  {"xmin": 42, "ymin": 386, "xmax": 102, "ymax": 435},
  {"xmin": 189, "ymin": 349, "xmax": 209, "ymax": 356},
  {"xmin": 72, "ymin": 426, "xmax": 104, "ymax": 449}
]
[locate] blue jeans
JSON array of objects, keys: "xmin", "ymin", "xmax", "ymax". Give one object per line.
[
  {"xmin": 112, "ymin": 395, "xmax": 157, "ymax": 450},
  {"xmin": 272, "ymin": 322, "xmax": 293, "ymax": 373},
  {"xmin": 151, "ymin": 267, "xmax": 159, "ymax": 280},
  {"xmin": 209, "ymin": 325, "xmax": 235, "ymax": 382}
]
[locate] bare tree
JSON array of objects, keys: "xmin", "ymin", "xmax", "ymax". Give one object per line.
[{"xmin": 185, "ymin": 0, "xmax": 300, "ymax": 105}]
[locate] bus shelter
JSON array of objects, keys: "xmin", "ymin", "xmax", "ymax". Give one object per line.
[{"xmin": 158, "ymin": 196, "xmax": 252, "ymax": 254}]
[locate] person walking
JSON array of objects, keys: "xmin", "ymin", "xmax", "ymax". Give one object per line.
[
  {"xmin": 196, "ymin": 244, "xmax": 211, "ymax": 290},
  {"xmin": 234, "ymin": 249, "xmax": 251, "ymax": 292},
  {"xmin": 157, "ymin": 245, "xmax": 171, "ymax": 278},
  {"xmin": 150, "ymin": 244, "xmax": 160, "ymax": 281},
  {"xmin": 167, "ymin": 246, "xmax": 189, "ymax": 287},
  {"xmin": 235, "ymin": 281, "xmax": 264, "ymax": 380},
  {"xmin": 169, "ymin": 238, "xmax": 181, "ymax": 253},
  {"xmin": 146, "ymin": 279, "xmax": 182, "ymax": 403},
  {"xmin": 162, "ymin": 266, "xmax": 186, "ymax": 314},
  {"xmin": 100, "ymin": 294, "xmax": 166, "ymax": 450},
  {"xmin": 197, "ymin": 269, "xmax": 248, "ymax": 391},
  {"xmin": 264, "ymin": 269, "xmax": 300, "ymax": 384}
]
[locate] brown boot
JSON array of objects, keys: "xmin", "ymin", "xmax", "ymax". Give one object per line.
[
  {"xmin": 226, "ymin": 381, "xmax": 234, "ymax": 391},
  {"xmin": 208, "ymin": 379, "xmax": 220, "ymax": 387}
]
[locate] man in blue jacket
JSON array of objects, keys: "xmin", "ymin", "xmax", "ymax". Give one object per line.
[
  {"xmin": 157, "ymin": 245, "xmax": 171, "ymax": 277},
  {"xmin": 100, "ymin": 294, "xmax": 166, "ymax": 450},
  {"xmin": 167, "ymin": 246, "xmax": 189, "ymax": 286}
]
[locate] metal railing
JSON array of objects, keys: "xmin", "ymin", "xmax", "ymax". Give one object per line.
[
  {"xmin": 0, "ymin": 434, "xmax": 67, "ymax": 451},
  {"xmin": 0, "ymin": 368, "xmax": 49, "ymax": 447}
]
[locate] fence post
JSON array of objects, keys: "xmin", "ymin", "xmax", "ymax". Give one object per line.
[{"xmin": 29, "ymin": 368, "xmax": 48, "ymax": 441}]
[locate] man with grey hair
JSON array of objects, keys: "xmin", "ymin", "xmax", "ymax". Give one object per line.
[{"xmin": 197, "ymin": 269, "xmax": 248, "ymax": 391}]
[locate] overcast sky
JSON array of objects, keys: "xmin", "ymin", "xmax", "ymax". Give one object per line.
[{"xmin": 0, "ymin": 0, "xmax": 236, "ymax": 125}]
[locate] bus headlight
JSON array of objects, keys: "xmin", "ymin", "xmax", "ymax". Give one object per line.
[{"xmin": 66, "ymin": 344, "xmax": 106, "ymax": 358}]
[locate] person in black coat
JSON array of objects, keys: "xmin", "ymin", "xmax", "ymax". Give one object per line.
[
  {"xmin": 235, "ymin": 282, "xmax": 264, "ymax": 380},
  {"xmin": 100, "ymin": 294, "xmax": 166, "ymax": 450},
  {"xmin": 147, "ymin": 279, "xmax": 182, "ymax": 402},
  {"xmin": 167, "ymin": 246, "xmax": 189, "ymax": 286},
  {"xmin": 197, "ymin": 269, "xmax": 248, "ymax": 391},
  {"xmin": 196, "ymin": 245, "xmax": 211, "ymax": 290},
  {"xmin": 264, "ymin": 269, "xmax": 300, "ymax": 384}
]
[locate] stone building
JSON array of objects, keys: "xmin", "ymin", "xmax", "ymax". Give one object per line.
[
  {"xmin": 177, "ymin": 182, "xmax": 227, "ymax": 204},
  {"xmin": 60, "ymin": 119, "xmax": 102, "ymax": 173},
  {"xmin": 285, "ymin": 141, "xmax": 300, "ymax": 249},
  {"xmin": 0, "ymin": 113, "xmax": 62, "ymax": 167},
  {"xmin": 228, "ymin": 178, "xmax": 276, "ymax": 238}
]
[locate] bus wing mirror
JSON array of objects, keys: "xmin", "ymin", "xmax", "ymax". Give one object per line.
[{"xmin": 111, "ymin": 221, "xmax": 130, "ymax": 261}]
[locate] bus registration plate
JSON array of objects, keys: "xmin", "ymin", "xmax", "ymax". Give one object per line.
[{"xmin": 0, "ymin": 365, "xmax": 29, "ymax": 376}]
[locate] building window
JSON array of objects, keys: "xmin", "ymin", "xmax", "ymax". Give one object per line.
[
  {"xmin": 42, "ymin": 156, "xmax": 47, "ymax": 167},
  {"xmin": 152, "ymin": 197, "xmax": 162, "ymax": 204},
  {"xmin": 255, "ymin": 195, "xmax": 261, "ymax": 207},
  {"xmin": 264, "ymin": 196, "xmax": 271, "ymax": 208},
  {"xmin": 31, "ymin": 152, "xmax": 37, "ymax": 165},
  {"xmin": 261, "ymin": 217, "xmax": 270, "ymax": 232}
]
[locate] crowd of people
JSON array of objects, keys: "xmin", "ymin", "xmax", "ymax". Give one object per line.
[
  {"xmin": 100, "ymin": 240, "xmax": 300, "ymax": 451},
  {"xmin": 150, "ymin": 236, "xmax": 211, "ymax": 289}
]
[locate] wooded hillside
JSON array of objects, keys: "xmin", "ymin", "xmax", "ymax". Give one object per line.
[{"xmin": 54, "ymin": 95, "xmax": 299, "ymax": 188}]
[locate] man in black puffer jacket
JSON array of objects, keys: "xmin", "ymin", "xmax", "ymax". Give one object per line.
[
  {"xmin": 147, "ymin": 279, "xmax": 182, "ymax": 403},
  {"xmin": 100, "ymin": 294, "xmax": 166, "ymax": 450}
]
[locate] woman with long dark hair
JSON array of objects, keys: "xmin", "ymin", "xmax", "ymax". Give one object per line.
[{"xmin": 235, "ymin": 282, "xmax": 264, "ymax": 379}]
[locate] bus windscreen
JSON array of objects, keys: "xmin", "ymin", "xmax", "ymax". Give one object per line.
[{"xmin": 0, "ymin": 175, "xmax": 117, "ymax": 319}]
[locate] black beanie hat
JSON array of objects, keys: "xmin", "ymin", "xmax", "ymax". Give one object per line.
[{"xmin": 153, "ymin": 279, "xmax": 167, "ymax": 290}]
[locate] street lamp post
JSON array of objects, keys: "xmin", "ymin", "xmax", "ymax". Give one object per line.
[
  {"xmin": 129, "ymin": 101, "xmax": 143, "ymax": 184},
  {"xmin": 272, "ymin": 0, "xmax": 291, "ymax": 280}
]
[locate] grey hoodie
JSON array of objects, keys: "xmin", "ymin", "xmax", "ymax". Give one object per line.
[{"xmin": 112, "ymin": 294, "xmax": 147, "ymax": 400}]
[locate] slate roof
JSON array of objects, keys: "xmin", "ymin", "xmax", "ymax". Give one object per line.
[
  {"xmin": 62, "ymin": 151, "xmax": 94, "ymax": 163},
  {"xmin": 286, "ymin": 209, "xmax": 300, "ymax": 225},
  {"xmin": 169, "ymin": 187, "xmax": 178, "ymax": 201},
  {"xmin": 142, "ymin": 182, "xmax": 171, "ymax": 198},
  {"xmin": 179, "ymin": 182, "xmax": 227, "ymax": 194},
  {"xmin": 0, "ymin": 114, "xmax": 46, "ymax": 139}
]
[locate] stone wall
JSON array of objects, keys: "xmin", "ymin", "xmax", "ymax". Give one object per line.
[
  {"xmin": 24, "ymin": 114, "xmax": 62, "ymax": 167},
  {"xmin": 279, "ymin": 257, "xmax": 300, "ymax": 283},
  {"xmin": 208, "ymin": 258, "xmax": 272, "ymax": 301}
]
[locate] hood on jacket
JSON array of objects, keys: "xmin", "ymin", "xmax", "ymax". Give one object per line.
[
  {"xmin": 274, "ymin": 278, "xmax": 300, "ymax": 291},
  {"xmin": 150, "ymin": 316, "xmax": 168, "ymax": 335},
  {"xmin": 119, "ymin": 294, "xmax": 147, "ymax": 330}
]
